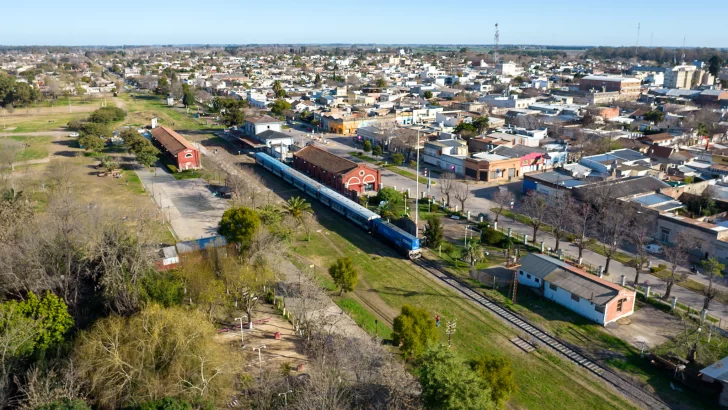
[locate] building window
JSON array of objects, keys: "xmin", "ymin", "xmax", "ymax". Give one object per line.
[
  {"xmin": 571, "ymin": 293, "xmax": 579, "ymax": 302},
  {"xmin": 549, "ymin": 283, "xmax": 557, "ymax": 291},
  {"xmin": 526, "ymin": 274, "xmax": 531, "ymax": 279},
  {"xmin": 519, "ymin": 270, "xmax": 523, "ymax": 276},
  {"xmin": 660, "ymin": 228, "xmax": 670, "ymax": 243},
  {"xmin": 595, "ymin": 305, "xmax": 605, "ymax": 313},
  {"xmin": 535, "ymin": 278, "xmax": 540, "ymax": 283},
  {"xmin": 617, "ymin": 299, "xmax": 624, "ymax": 312},
  {"xmin": 184, "ymin": 153, "xmax": 193, "ymax": 158}
]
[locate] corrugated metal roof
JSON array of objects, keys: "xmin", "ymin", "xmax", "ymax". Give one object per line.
[
  {"xmin": 701, "ymin": 356, "xmax": 728, "ymax": 381},
  {"xmin": 544, "ymin": 269, "xmax": 618, "ymax": 306}
]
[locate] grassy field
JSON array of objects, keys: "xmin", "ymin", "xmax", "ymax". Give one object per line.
[
  {"xmin": 7, "ymin": 135, "xmax": 54, "ymax": 161},
  {"xmin": 1, "ymin": 111, "xmax": 89, "ymax": 133},
  {"xmin": 287, "ymin": 207, "xmax": 638, "ymax": 410},
  {"xmin": 119, "ymin": 93, "xmax": 219, "ymax": 131}
]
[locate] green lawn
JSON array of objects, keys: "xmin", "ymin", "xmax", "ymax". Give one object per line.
[
  {"xmin": 337, "ymin": 297, "xmax": 394, "ymax": 340},
  {"xmin": 119, "ymin": 93, "xmax": 217, "ymax": 131},
  {"xmin": 288, "ymin": 208, "xmax": 638, "ymax": 410},
  {"xmin": 8, "ymin": 135, "xmax": 53, "ymax": 161}
]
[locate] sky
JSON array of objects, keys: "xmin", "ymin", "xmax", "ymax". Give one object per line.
[{"xmin": 2, "ymin": 0, "xmax": 728, "ymax": 48}]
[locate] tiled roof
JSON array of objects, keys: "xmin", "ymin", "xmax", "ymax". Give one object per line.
[
  {"xmin": 247, "ymin": 114, "xmax": 282, "ymax": 124},
  {"xmin": 294, "ymin": 145, "xmax": 358, "ymax": 175},
  {"xmin": 151, "ymin": 126, "xmax": 196, "ymax": 155}
]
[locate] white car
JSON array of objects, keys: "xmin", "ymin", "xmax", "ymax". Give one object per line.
[
  {"xmin": 69, "ymin": 132, "xmax": 79, "ymax": 137},
  {"xmin": 644, "ymin": 244, "xmax": 663, "ymax": 254}
]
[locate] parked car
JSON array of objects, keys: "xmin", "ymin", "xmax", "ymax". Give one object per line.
[
  {"xmin": 477, "ymin": 212, "xmax": 490, "ymax": 222},
  {"xmin": 69, "ymin": 132, "xmax": 79, "ymax": 137},
  {"xmin": 644, "ymin": 244, "xmax": 663, "ymax": 254}
]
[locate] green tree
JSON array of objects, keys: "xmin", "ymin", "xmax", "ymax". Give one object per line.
[
  {"xmin": 328, "ymin": 257, "xmax": 358, "ymax": 296},
  {"xmin": 221, "ymin": 108, "xmax": 245, "ymax": 127},
  {"xmin": 417, "ymin": 347, "xmax": 494, "ymax": 410},
  {"xmin": 701, "ymin": 257, "xmax": 726, "ymax": 310},
  {"xmin": 464, "ymin": 241, "xmax": 484, "ymax": 269},
  {"xmin": 472, "ymin": 116, "xmax": 489, "ymax": 134},
  {"xmin": 362, "ymin": 139, "xmax": 372, "ymax": 153},
  {"xmin": 708, "ymin": 55, "xmax": 724, "ymax": 77},
  {"xmin": 392, "ymin": 305, "xmax": 438, "ymax": 358},
  {"xmin": 5, "ymin": 291, "xmax": 74, "ymax": 353},
  {"xmin": 140, "ymin": 271, "xmax": 185, "ymax": 308},
  {"xmin": 78, "ymin": 134, "xmax": 105, "ymax": 152},
  {"xmin": 100, "ymin": 155, "xmax": 118, "ymax": 173},
  {"xmin": 454, "ymin": 122, "xmax": 477, "ymax": 138},
  {"xmin": 423, "ymin": 91, "xmax": 433, "ymax": 99},
  {"xmin": 269, "ymin": 99, "xmax": 291, "ymax": 116},
  {"xmin": 135, "ymin": 145, "xmax": 161, "ymax": 167},
  {"xmin": 375, "ymin": 78, "xmax": 388, "ymax": 88},
  {"xmin": 80, "ymin": 121, "xmax": 111, "ymax": 139},
  {"xmin": 372, "ymin": 144, "xmax": 382, "ymax": 156},
  {"xmin": 376, "ymin": 187, "xmax": 403, "ymax": 205},
  {"xmin": 182, "ymin": 84, "xmax": 196, "ymax": 107},
  {"xmin": 155, "ymin": 76, "xmax": 170, "ymax": 95},
  {"xmin": 283, "ymin": 196, "xmax": 313, "ymax": 240},
  {"xmin": 138, "ymin": 397, "xmax": 206, "ymax": 410},
  {"xmin": 36, "ymin": 399, "xmax": 91, "ymax": 410},
  {"xmin": 644, "ymin": 110, "xmax": 665, "ymax": 123},
  {"xmin": 423, "ymin": 216, "xmax": 444, "ymax": 249},
  {"xmin": 218, "ymin": 206, "xmax": 261, "ymax": 251},
  {"xmin": 392, "ymin": 152, "xmax": 404, "ymax": 166},
  {"xmin": 88, "ymin": 107, "xmax": 126, "ymax": 123},
  {"xmin": 471, "ymin": 355, "xmax": 517, "ymax": 409},
  {"xmin": 314, "ymin": 73, "xmax": 322, "ymax": 86}
]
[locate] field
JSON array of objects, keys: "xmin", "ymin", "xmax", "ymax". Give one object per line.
[
  {"xmin": 117, "ymin": 93, "xmax": 220, "ymax": 131},
  {"xmin": 4, "ymin": 135, "xmax": 54, "ymax": 162},
  {"xmin": 285, "ymin": 204, "xmax": 638, "ymax": 410}
]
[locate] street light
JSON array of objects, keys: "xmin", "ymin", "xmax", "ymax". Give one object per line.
[
  {"xmin": 234, "ymin": 315, "xmax": 248, "ymax": 347},
  {"xmin": 252, "ymin": 345, "xmax": 267, "ymax": 378},
  {"xmin": 278, "ymin": 389, "xmax": 293, "ymax": 407}
]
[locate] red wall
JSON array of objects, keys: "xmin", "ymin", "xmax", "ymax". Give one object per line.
[{"xmin": 176, "ymin": 148, "xmax": 201, "ymax": 170}]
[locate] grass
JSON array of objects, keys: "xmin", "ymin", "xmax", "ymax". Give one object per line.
[
  {"xmin": 287, "ymin": 206, "xmax": 639, "ymax": 410},
  {"xmin": 119, "ymin": 93, "xmax": 217, "ymax": 131},
  {"xmin": 2, "ymin": 111, "xmax": 89, "ymax": 133},
  {"xmin": 338, "ymin": 297, "xmax": 393, "ymax": 340},
  {"xmin": 7, "ymin": 135, "xmax": 53, "ymax": 162}
]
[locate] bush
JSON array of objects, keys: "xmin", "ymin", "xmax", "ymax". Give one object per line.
[
  {"xmin": 88, "ymin": 106, "xmax": 126, "ymax": 123},
  {"xmin": 392, "ymin": 152, "xmax": 404, "ymax": 166},
  {"xmin": 377, "ymin": 187, "xmax": 403, "ymax": 205},
  {"xmin": 480, "ymin": 228, "xmax": 506, "ymax": 246}
]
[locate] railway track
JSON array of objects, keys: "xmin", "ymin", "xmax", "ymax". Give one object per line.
[{"xmin": 412, "ymin": 257, "xmax": 668, "ymax": 410}]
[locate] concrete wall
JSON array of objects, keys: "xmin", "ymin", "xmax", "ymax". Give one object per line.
[
  {"xmin": 517, "ymin": 269, "xmax": 542, "ymax": 288},
  {"xmin": 660, "ymin": 180, "xmax": 713, "ymax": 199},
  {"xmin": 543, "ymin": 282, "xmax": 607, "ymax": 325}
]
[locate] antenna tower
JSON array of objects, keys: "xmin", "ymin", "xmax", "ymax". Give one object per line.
[
  {"xmin": 636, "ymin": 23, "xmax": 640, "ymax": 47},
  {"xmin": 493, "ymin": 23, "xmax": 499, "ymax": 63},
  {"xmin": 681, "ymin": 36, "xmax": 686, "ymax": 62}
]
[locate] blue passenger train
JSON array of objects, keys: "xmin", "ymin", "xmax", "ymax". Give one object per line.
[{"xmin": 255, "ymin": 152, "xmax": 421, "ymax": 258}]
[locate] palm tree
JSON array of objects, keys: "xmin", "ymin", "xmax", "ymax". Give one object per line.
[
  {"xmin": 283, "ymin": 196, "xmax": 313, "ymax": 240},
  {"xmin": 464, "ymin": 241, "xmax": 485, "ymax": 271}
]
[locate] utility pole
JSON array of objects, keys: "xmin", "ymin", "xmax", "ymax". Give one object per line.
[
  {"xmin": 493, "ymin": 23, "xmax": 500, "ymax": 64},
  {"xmin": 415, "ymin": 128, "xmax": 420, "ymax": 238},
  {"xmin": 446, "ymin": 318, "xmax": 457, "ymax": 348},
  {"xmin": 234, "ymin": 315, "xmax": 247, "ymax": 347},
  {"xmin": 636, "ymin": 22, "xmax": 641, "ymax": 47}
]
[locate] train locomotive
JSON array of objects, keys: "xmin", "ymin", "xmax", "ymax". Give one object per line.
[{"xmin": 255, "ymin": 152, "xmax": 422, "ymax": 258}]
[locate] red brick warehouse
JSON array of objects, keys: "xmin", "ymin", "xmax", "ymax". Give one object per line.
[
  {"xmin": 293, "ymin": 145, "xmax": 380, "ymax": 199},
  {"xmin": 150, "ymin": 126, "xmax": 201, "ymax": 171}
]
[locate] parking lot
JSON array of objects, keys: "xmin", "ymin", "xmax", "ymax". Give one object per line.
[{"xmin": 136, "ymin": 166, "xmax": 229, "ymax": 241}]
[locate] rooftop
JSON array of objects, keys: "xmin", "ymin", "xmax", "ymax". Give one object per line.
[
  {"xmin": 150, "ymin": 126, "xmax": 196, "ymax": 155},
  {"xmin": 247, "ymin": 114, "xmax": 283, "ymax": 124},
  {"xmin": 294, "ymin": 145, "xmax": 358, "ymax": 175}
]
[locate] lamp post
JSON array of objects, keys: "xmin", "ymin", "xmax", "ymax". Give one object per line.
[
  {"xmin": 278, "ymin": 390, "xmax": 293, "ymax": 407},
  {"xmin": 252, "ymin": 345, "xmax": 267, "ymax": 378},
  {"xmin": 415, "ymin": 127, "xmax": 420, "ymax": 238},
  {"xmin": 234, "ymin": 315, "xmax": 248, "ymax": 347}
]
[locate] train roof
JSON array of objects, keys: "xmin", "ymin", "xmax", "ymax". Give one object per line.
[
  {"xmin": 320, "ymin": 186, "xmax": 380, "ymax": 220},
  {"xmin": 375, "ymin": 218, "xmax": 418, "ymax": 240}
]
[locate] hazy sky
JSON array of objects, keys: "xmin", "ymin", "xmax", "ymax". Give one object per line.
[{"xmin": 3, "ymin": 0, "xmax": 728, "ymax": 47}]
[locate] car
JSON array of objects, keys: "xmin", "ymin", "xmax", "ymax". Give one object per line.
[
  {"xmin": 644, "ymin": 244, "xmax": 663, "ymax": 254},
  {"xmin": 476, "ymin": 212, "xmax": 490, "ymax": 222},
  {"xmin": 69, "ymin": 132, "xmax": 79, "ymax": 137}
]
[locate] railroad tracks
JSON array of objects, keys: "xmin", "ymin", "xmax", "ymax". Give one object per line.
[{"xmin": 412, "ymin": 257, "xmax": 668, "ymax": 410}]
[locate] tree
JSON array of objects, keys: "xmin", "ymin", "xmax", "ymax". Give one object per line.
[
  {"xmin": 99, "ymin": 155, "xmax": 118, "ymax": 173},
  {"xmin": 88, "ymin": 107, "xmax": 126, "ymax": 124},
  {"xmin": 283, "ymin": 196, "xmax": 313, "ymax": 240},
  {"xmin": 78, "ymin": 134, "xmax": 105, "ymax": 152},
  {"xmin": 454, "ymin": 122, "xmax": 477, "ymax": 138},
  {"xmin": 36, "ymin": 399, "xmax": 91, "ymax": 410},
  {"xmin": 391, "ymin": 152, "xmax": 404, "ymax": 165},
  {"xmin": 328, "ymin": 257, "xmax": 357, "ymax": 296},
  {"xmin": 544, "ymin": 194, "xmax": 571, "ymax": 251},
  {"xmin": 392, "ymin": 305, "xmax": 438, "ymax": 359},
  {"xmin": 701, "ymin": 257, "xmax": 725, "ymax": 310},
  {"xmin": 708, "ymin": 55, "xmax": 724, "ymax": 77},
  {"xmin": 155, "ymin": 76, "xmax": 170, "ymax": 95},
  {"xmin": 423, "ymin": 216, "xmax": 444, "ymax": 249},
  {"xmin": 643, "ymin": 110, "xmax": 665, "ymax": 123},
  {"xmin": 521, "ymin": 192, "xmax": 548, "ymax": 243},
  {"xmin": 269, "ymin": 99, "xmax": 291, "ymax": 116},
  {"xmin": 472, "ymin": 116, "xmax": 490, "ymax": 134},
  {"xmin": 470, "ymin": 355, "xmax": 516, "ymax": 409},
  {"xmin": 221, "ymin": 107, "xmax": 244, "ymax": 127},
  {"xmin": 439, "ymin": 171, "xmax": 456, "ymax": 207},
  {"xmin": 375, "ymin": 78, "xmax": 388, "ymax": 88},
  {"xmin": 423, "ymin": 91, "xmax": 433, "ymax": 99},
  {"xmin": 464, "ymin": 241, "xmax": 484, "ymax": 270},
  {"xmin": 567, "ymin": 200, "xmax": 595, "ymax": 263},
  {"xmin": 182, "ymin": 84, "xmax": 196, "ymax": 107},
  {"xmin": 73, "ymin": 305, "xmax": 238, "ymax": 408},
  {"xmin": 662, "ymin": 234, "xmax": 691, "ymax": 301},
  {"xmin": 417, "ymin": 346, "xmax": 494, "ymax": 410},
  {"xmin": 135, "ymin": 145, "xmax": 160, "ymax": 168},
  {"xmin": 1, "ymin": 291, "xmax": 73, "ymax": 354},
  {"xmin": 453, "ymin": 179, "xmax": 471, "ymax": 212},
  {"xmin": 372, "ymin": 144, "xmax": 383, "ymax": 156},
  {"xmin": 491, "ymin": 189, "xmax": 514, "ymax": 223},
  {"xmin": 218, "ymin": 206, "xmax": 261, "ymax": 251},
  {"xmin": 314, "ymin": 73, "xmax": 322, "ymax": 86},
  {"xmin": 627, "ymin": 213, "xmax": 654, "ymax": 286},
  {"xmin": 362, "ymin": 140, "xmax": 372, "ymax": 153}
]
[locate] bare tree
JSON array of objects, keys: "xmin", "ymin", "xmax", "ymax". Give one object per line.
[
  {"xmin": 521, "ymin": 191, "xmax": 548, "ymax": 243},
  {"xmin": 567, "ymin": 200, "xmax": 595, "ymax": 263},
  {"xmin": 596, "ymin": 204, "xmax": 636, "ymax": 275},
  {"xmin": 626, "ymin": 212, "xmax": 655, "ymax": 286},
  {"xmin": 544, "ymin": 194, "xmax": 571, "ymax": 251},
  {"xmin": 662, "ymin": 234, "xmax": 692, "ymax": 301},
  {"xmin": 439, "ymin": 171, "xmax": 456, "ymax": 207},
  {"xmin": 491, "ymin": 189, "xmax": 514, "ymax": 223},
  {"xmin": 452, "ymin": 179, "xmax": 470, "ymax": 212}
]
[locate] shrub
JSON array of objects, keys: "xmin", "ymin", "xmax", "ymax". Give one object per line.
[{"xmin": 480, "ymin": 228, "xmax": 506, "ymax": 246}]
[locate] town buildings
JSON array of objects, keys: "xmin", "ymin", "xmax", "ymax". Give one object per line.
[
  {"xmin": 150, "ymin": 126, "xmax": 201, "ymax": 171},
  {"xmin": 293, "ymin": 145, "xmax": 380, "ymax": 199}
]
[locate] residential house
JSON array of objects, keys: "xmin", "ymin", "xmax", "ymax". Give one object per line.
[
  {"xmin": 517, "ymin": 254, "xmax": 636, "ymax": 326},
  {"xmin": 423, "ymin": 138, "xmax": 468, "ymax": 175},
  {"xmin": 464, "ymin": 153, "xmax": 521, "ymax": 182},
  {"xmin": 242, "ymin": 115, "xmax": 284, "ymax": 136}
]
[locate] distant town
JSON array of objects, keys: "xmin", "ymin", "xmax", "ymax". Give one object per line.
[{"xmin": 2, "ymin": 42, "xmax": 728, "ymax": 409}]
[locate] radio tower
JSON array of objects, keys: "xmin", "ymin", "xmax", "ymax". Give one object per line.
[
  {"xmin": 636, "ymin": 22, "xmax": 640, "ymax": 47},
  {"xmin": 493, "ymin": 23, "xmax": 500, "ymax": 64}
]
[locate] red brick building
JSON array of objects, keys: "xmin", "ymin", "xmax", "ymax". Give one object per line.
[
  {"xmin": 150, "ymin": 126, "xmax": 201, "ymax": 171},
  {"xmin": 293, "ymin": 145, "xmax": 380, "ymax": 198}
]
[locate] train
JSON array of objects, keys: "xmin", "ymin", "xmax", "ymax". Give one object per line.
[{"xmin": 255, "ymin": 152, "xmax": 422, "ymax": 258}]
